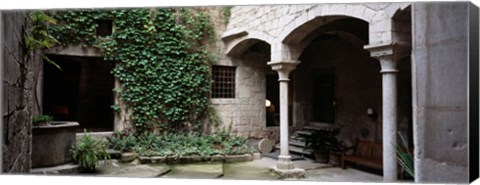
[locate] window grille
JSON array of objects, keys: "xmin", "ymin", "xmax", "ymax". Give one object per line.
[{"xmin": 211, "ymin": 65, "xmax": 236, "ymax": 98}]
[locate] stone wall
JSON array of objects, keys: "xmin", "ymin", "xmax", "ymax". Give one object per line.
[
  {"xmin": 412, "ymin": 2, "xmax": 469, "ymax": 183},
  {"xmin": 1, "ymin": 11, "xmax": 34, "ymax": 173}
]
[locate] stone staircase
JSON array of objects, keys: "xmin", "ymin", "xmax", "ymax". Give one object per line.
[
  {"xmin": 275, "ymin": 127, "xmax": 319, "ymax": 156},
  {"xmin": 274, "ymin": 125, "xmax": 339, "ymax": 156}
]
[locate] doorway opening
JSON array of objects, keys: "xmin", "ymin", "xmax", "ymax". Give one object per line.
[
  {"xmin": 312, "ymin": 74, "xmax": 335, "ymax": 123},
  {"xmin": 43, "ymin": 55, "xmax": 115, "ymax": 132}
]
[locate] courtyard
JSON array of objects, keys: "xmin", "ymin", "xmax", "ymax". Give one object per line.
[{"xmin": 1, "ymin": 2, "xmax": 476, "ymax": 184}]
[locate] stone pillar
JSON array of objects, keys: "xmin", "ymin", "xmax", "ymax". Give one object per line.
[
  {"xmin": 365, "ymin": 42, "xmax": 410, "ymax": 182},
  {"xmin": 267, "ymin": 60, "xmax": 304, "ymax": 177}
]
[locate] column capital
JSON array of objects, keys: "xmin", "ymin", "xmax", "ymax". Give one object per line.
[
  {"xmin": 364, "ymin": 41, "xmax": 411, "ymax": 60},
  {"xmin": 267, "ymin": 60, "xmax": 300, "ymax": 81},
  {"xmin": 364, "ymin": 42, "xmax": 411, "ymax": 73}
]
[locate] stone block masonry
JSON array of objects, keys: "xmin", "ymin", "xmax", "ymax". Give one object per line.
[{"xmin": 1, "ymin": 11, "xmax": 34, "ymax": 173}]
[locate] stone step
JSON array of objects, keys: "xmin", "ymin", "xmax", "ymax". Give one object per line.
[
  {"xmin": 303, "ymin": 126, "xmax": 325, "ymax": 131},
  {"xmin": 289, "ymin": 140, "xmax": 306, "ymax": 147},
  {"xmin": 275, "ymin": 144, "xmax": 313, "ymax": 155},
  {"xmin": 289, "ymin": 145, "xmax": 314, "ymax": 155},
  {"xmin": 295, "ymin": 130, "xmax": 313, "ymax": 136}
]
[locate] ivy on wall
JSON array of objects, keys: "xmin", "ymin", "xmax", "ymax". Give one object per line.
[{"xmin": 48, "ymin": 8, "xmax": 217, "ymax": 133}]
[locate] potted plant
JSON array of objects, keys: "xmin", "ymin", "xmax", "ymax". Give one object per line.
[
  {"xmin": 71, "ymin": 130, "xmax": 110, "ymax": 173},
  {"xmin": 33, "ymin": 114, "xmax": 53, "ymax": 126},
  {"xmin": 304, "ymin": 129, "xmax": 344, "ymax": 163}
]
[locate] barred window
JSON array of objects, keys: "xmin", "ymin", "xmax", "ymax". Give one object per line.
[{"xmin": 212, "ymin": 65, "xmax": 236, "ymax": 98}]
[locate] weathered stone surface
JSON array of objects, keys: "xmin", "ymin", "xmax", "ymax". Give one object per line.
[
  {"xmin": 106, "ymin": 149, "xmax": 121, "ymax": 159},
  {"xmin": 30, "ymin": 163, "xmax": 81, "ymax": 174},
  {"xmin": 2, "ymin": 11, "xmax": 34, "ymax": 173},
  {"xmin": 258, "ymin": 138, "xmax": 274, "ymax": 154},
  {"xmin": 32, "ymin": 122, "xmax": 79, "ymax": 168},
  {"xmin": 269, "ymin": 167, "xmax": 305, "ymax": 179},
  {"xmin": 252, "ymin": 152, "xmax": 262, "ymax": 160},
  {"xmin": 224, "ymin": 154, "xmax": 253, "ymax": 163},
  {"xmin": 162, "ymin": 162, "xmax": 223, "ymax": 179},
  {"xmin": 223, "ymin": 159, "xmax": 280, "ymax": 180},
  {"xmin": 210, "ymin": 155, "xmax": 224, "ymax": 162},
  {"xmin": 120, "ymin": 152, "xmax": 138, "ymax": 163},
  {"xmin": 95, "ymin": 160, "xmax": 130, "ymax": 175},
  {"xmin": 149, "ymin": 156, "xmax": 166, "ymax": 164},
  {"xmin": 129, "ymin": 159, "xmax": 140, "ymax": 165},
  {"xmin": 110, "ymin": 164, "xmax": 170, "ymax": 177},
  {"xmin": 178, "ymin": 155, "xmax": 202, "ymax": 163},
  {"xmin": 412, "ymin": 2, "xmax": 470, "ymax": 183}
]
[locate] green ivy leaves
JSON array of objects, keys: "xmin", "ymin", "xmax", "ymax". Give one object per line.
[{"xmin": 49, "ymin": 8, "xmax": 215, "ymax": 133}]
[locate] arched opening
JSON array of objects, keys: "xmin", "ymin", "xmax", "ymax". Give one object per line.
[{"xmin": 285, "ymin": 16, "xmax": 384, "ymax": 172}]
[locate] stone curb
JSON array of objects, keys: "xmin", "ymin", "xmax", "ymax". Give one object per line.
[{"xmin": 134, "ymin": 152, "xmax": 261, "ymax": 164}]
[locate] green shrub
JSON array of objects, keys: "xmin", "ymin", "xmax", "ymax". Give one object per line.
[
  {"xmin": 106, "ymin": 131, "xmax": 256, "ymax": 158},
  {"xmin": 33, "ymin": 115, "xmax": 53, "ymax": 125},
  {"xmin": 71, "ymin": 130, "xmax": 110, "ymax": 171},
  {"xmin": 106, "ymin": 131, "xmax": 138, "ymax": 152}
]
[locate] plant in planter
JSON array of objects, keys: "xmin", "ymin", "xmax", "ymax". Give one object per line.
[
  {"xmin": 304, "ymin": 129, "xmax": 344, "ymax": 163},
  {"xmin": 71, "ymin": 130, "xmax": 110, "ymax": 172},
  {"xmin": 33, "ymin": 114, "xmax": 53, "ymax": 126}
]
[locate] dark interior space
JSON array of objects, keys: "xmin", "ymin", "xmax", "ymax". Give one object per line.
[
  {"xmin": 266, "ymin": 73, "xmax": 280, "ymax": 127},
  {"xmin": 312, "ymin": 74, "xmax": 335, "ymax": 123},
  {"xmin": 43, "ymin": 55, "xmax": 115, "ymax": 132}
]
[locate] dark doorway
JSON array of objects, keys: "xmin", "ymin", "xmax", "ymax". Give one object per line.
[
  {"xmin": 312, "ymin": 74, "xmax": 335, "ymax": 123},
  {"xmin": 266, "ymin": 73, "xmax": 280, "ymax": 127},
  {"xmin": 43, "ymin": 55, "xmax": 115, "ymax": 132}
]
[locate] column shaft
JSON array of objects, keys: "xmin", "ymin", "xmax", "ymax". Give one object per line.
[
  {"xmin": 279, "ymin": 80, "xmax": 289, "ymax": 156},
  {"xmin": 382, "ymin": 72, "xmax": 398, "ymax": 181}
]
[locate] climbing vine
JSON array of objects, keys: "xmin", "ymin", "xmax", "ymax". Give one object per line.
[{"xmin": 48, "ymin": 8, "xmax": 216, "ymax": 133}]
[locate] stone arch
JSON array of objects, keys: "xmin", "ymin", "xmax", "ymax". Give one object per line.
[
  {"xmin": 274, "ymin": 4, "xmax": 398, "ymax": 61},
  {"xmin": 291, "ymin": 19, "xmax": 370, "ymax": 60},
  {"xmin": 279, "ymin": 4, "xmax": 377, "ymax": 45},
  {"xmin": 225, "ymin": 30, "xmax": 274, "ymax": 58}
]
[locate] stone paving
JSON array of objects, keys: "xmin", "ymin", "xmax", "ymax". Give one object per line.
[{"xmin": 91, "ymin": 157, "xmax": 383, "ymax": 182}]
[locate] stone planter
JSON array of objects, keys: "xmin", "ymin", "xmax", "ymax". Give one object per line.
[{"xmin": 32, "ymin": 121, "xmax": 79, "ymax": 168}]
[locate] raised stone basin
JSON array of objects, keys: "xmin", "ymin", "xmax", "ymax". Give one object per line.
[{"xmin": 32, "ymin": 121, "xmax": 79, "ymax": 168}]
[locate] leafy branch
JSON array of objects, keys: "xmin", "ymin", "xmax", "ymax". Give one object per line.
[{"xmin": 25, "ymin": 11, "xmax": 62, "ymax": 70}]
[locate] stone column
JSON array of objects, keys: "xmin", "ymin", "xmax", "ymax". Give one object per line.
[
  {"xmin": 365, "ymin": 42, "xmax": 410, "ymax": 182},
  {"xmin": 267, "ymin": 60, "xmax": 301, "ymax": 172}
]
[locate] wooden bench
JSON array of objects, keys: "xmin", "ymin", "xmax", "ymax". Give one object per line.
[{"xmin": 341, "ymin": 139, "xmax": 383, "ymax": 170}]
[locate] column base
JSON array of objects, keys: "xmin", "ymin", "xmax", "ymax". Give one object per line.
[
  {"xmin": 276, "ymin": 155, "xmax": 294, "ymax": 170},
  {"xmin": 270, "ymin": 155, "xmax": 305, "ymax": 179},
  {"xmin": 269, "ymin": 167, "xmax": 305, "ymax": 179}
]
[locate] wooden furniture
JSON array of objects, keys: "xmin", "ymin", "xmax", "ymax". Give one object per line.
[{"xmin": 341, "ymin": 139, "xmax": 383, "ymax": 170}]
